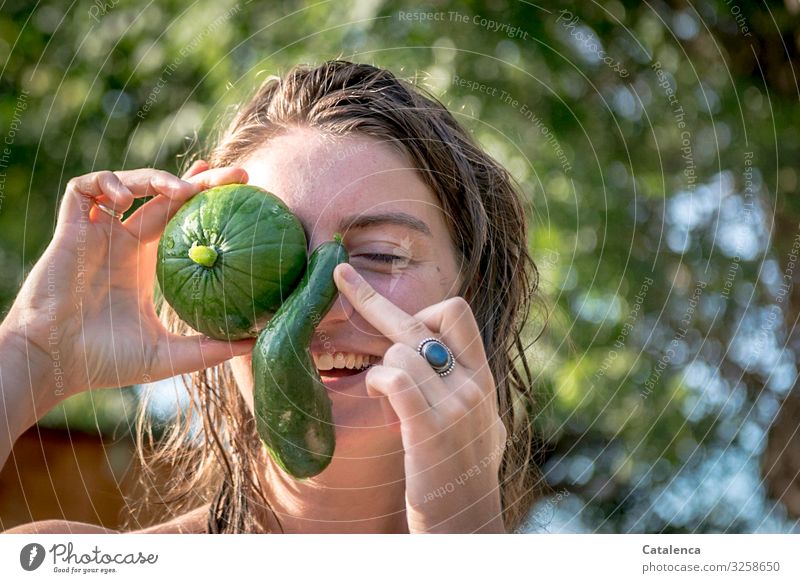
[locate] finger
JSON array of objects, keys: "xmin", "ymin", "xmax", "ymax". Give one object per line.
[
  {"xmin": 181, "ymin": 159, "xmax": 209, "ymax": 180},
  {"xmin": 333, "ymin": 262, "xmax": 433, "ymax": 347},
  {"xmin": 122, "ymin": 167, "xmax": 248, "ymax": 243},
  {"xmin": 382, "ymin": 342, "xmax": 452, "ymax": 407},
  {"xmin": 151, "ymin": 334, "xmax": 256, "ymax": 380},
  {"xmin": 112, "ymin": 168, "xmax": 202, "ymax": 200},
  {"xmin": 365, "ymin": 365, "xmax": 432, "ymax": 424},
  {"xmin": 185, "ymin": 166, "xmax": 248, "ymax": 190},
  {"xmin": 383, "ymin": 342, "xmax": 486, "ymax": 416},
  {"xmin": 60, "ymin": 169, "xmax": 199, "ymax": 230},
  {"xmin": 413, "ymin": 297, "xmax": 487, "ymax": 369},
  {"xmin": 59, "ymin": 171, "xmax": 135, "ymax": 226}
]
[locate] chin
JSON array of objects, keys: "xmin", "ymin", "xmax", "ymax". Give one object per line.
[
  {"xmin": 330, "ymin": 390, "xmax": 399, "ymax": 435},
  {"xmin": 325, "ymin": 385, "xmax": 403, "ymax": 457},
  {"xmin": 238, "ymin": 358, "xmax": 401, "ymax": 455}
]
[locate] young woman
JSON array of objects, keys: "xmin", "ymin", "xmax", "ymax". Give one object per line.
[{"xmin": 0, "ymin": 61, "xmax": 543, "ymax": 533}]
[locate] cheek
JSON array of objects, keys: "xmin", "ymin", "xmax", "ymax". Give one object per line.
[{"xmin": 364, "ymin": 271, "xmax": 439, "ymax": 315}]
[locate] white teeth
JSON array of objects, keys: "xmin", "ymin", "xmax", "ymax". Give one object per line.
[
  {"xmin": 313, "ymin": 351, "xmax": 375, "ymax": 371},
  {"xmin": 317, "ymin": 353, "xmax": 334, "ymax": 370}
]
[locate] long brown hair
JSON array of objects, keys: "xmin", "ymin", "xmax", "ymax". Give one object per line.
[{"xmin": 128, "ymin": 60, "xmax": 547, "ymax": 533}]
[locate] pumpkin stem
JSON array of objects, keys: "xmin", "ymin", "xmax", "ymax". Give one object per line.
[
  {"xmin": 333, "ymin": 232, "xmax": 343, "ymax": 244},
  {"xmin": 188, "ymin": 243, "xmax": 218, "ymax": 267}
]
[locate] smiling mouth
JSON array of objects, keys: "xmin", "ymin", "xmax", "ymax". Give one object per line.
[
  {"xmin": 318, "ymin": 368, "xmax": 369, "ymax": 378},
  {"xmin": 313, "ymin": 352, "xmax": 380, "ymax": 377}
]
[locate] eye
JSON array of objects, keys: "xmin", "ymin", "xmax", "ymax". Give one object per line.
[{"xmin": 357, "ymin": 253, "xmax": 407, "ymax": 265}]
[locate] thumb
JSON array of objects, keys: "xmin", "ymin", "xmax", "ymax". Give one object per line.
[{"xmin": 152, "ymin": 334, "xmax": 256, "ymax": 378}]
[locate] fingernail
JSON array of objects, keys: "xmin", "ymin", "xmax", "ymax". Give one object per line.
[{"xmin": 338, "ymin": 263, "xmax": 360, "ymax": 286}]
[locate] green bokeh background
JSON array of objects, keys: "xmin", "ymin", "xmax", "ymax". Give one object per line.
[{"xmin": 1, "ymin": 0, "xmax": 799, "ymax": 532}]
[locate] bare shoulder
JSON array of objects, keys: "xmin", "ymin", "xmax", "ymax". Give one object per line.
[
  {"xmin": 3, "ymin": 505, "xmax": 210, "ymax": 535},
  {"xmin": 3, "ymin": 520, "xmax": 119, "ymax": 534},
  {"xmin": 135, "ymin": 505, "xmax": 209, "ymax": 533}
]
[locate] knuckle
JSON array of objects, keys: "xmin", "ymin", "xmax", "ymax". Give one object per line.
[
  {"xmin": 143, "ymin": 339, "xmax": 160, "ymax": 378},
  {"xmin": 497, "ymin": 418, "xmax": 509, "ymax": 445},
  {"xmin": 97, "ymin": 170, "xmax": 116, "ymax": 186},
  {"xmin": 383, "ymin": 343, "xmax": 408, "ymax": 363},
  {"xmin": 444, "ymin": 296, "xmax": 472, "ymax": 318},
  {"xmin": 460, "ymin": 383, "xmax": 484, "ymax": 409},
  {"xmin": 437, "ymin": 398, "xmax": 467, "ymax": 422},
  {"xmin": 66, "ymin": 177, "xmax": 80, "ymax": 192},
  {"xmin": 437, "ymin": 383, "xmax": 483, "ymax": 421},
  {"xmin": 369, "ymin": 367, "xmax": 409, "ymax": 393},
  {"xmin": 148, "ymin": 172, "xmax": 169, "ymax": 193},
  {"xmin": 355, "ymin": 283, "xmax": 378, "ymax": 307},
  {"xmin": 154, "ymin": 168, "xmax": 180, "ymax": 185},
  {"xmin": 385, "ymin": 371, "xmax": 409, "ymax": 392},
  {"xmin": 405, "ymin": 318, "xmax": 429, "ymax": 339},
  {"xmin": 67, "ymin": 171, "xmax": 114, "ymax": 196},
  {"xmin": 384, "ymin": 342, "xmax": 420, "ymax": 370}
]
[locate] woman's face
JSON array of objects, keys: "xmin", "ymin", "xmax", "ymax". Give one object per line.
[{"xmin": 231, "ymin": 127, "xmax": 462, "ymax": 456}]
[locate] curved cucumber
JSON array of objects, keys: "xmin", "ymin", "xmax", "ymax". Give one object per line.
[{"xmin": 252, "ymin": 236, "xmax": 348, "ymax": 479}]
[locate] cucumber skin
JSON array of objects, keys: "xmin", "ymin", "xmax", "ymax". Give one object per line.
[
  {"xmin": 157, "ymin": 184, "xmax": 307, "ymax": 340},
  {"xmin": 252, "ymin": 239, "xmax": 348, "ymax": 479}
]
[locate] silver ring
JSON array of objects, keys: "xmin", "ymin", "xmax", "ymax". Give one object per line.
[
  {"xmin": 95, "ymin": 201, "xmax": 123, "ymax": 220},
  {"xmin": 417, "ymin": 337, "xmax": 456, "ymax": 377}
]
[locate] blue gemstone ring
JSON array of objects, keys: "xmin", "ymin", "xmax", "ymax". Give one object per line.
[{"xmin": 417, "ymin": 337, "xmax": 456, "ymax": 377}]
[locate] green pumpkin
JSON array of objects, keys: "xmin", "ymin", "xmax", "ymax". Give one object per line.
[{"xmin": 157, "ymin": 183, "xmax": 307, "ymax": 340}]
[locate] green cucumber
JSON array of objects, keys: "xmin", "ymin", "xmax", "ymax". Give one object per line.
[{"xmin": 252, "ymin": 235, "xmax": 348, "ymax": 479}]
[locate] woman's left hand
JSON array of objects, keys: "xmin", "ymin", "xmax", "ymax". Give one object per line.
[{"xmin": 333, "ymin": 263, "xmax": 508, "ymax": 533}]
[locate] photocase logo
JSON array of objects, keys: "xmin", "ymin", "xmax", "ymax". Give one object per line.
[{"xmin": 19, "ymin": 543, "xmax": 46, "ymax": 571}]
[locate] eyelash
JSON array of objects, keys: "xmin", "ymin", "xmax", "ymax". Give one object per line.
[{"xmin": 358, "ymin": 253, "xmax": 406, "ymax": 264}]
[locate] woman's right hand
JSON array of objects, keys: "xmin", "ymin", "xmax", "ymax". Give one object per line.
[{"xmin": 1, "ymin": 161, "xmax": 255, "ymax": 420}]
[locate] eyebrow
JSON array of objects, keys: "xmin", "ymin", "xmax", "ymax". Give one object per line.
[{"xmin": 337, "ymin": 212, "xmax": 432, "ymax": 237}]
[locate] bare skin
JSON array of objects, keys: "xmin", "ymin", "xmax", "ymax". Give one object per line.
[
  {"xmin": 2, "ymin": 129, "xmax": 506, "ymax": 534},
  {"xmin": 1, "ymin": 164, "xmax": 252, "ymax": 535},
  {"xmin": 230, "ymin": 129, "xmax": 505, "ymax": 533}
]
